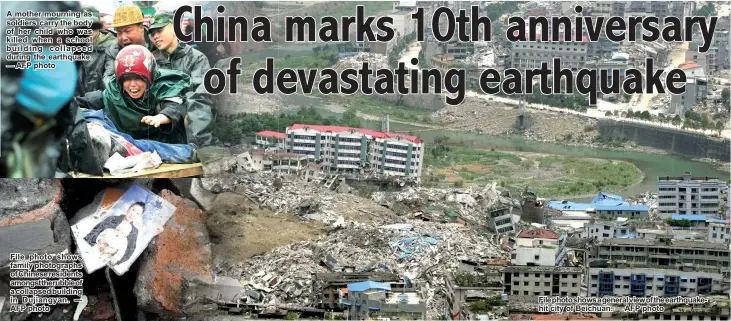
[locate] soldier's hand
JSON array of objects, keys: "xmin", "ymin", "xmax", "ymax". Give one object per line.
[{"xmin": 141, "ymin": 114, "xmax": 171, "ymax": 128}]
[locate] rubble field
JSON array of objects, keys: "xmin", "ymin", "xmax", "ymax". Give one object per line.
[
  {"xmin": 200, "ymin": 171, "xmax": 519, "ymax": 318},
  {"xmin": 207, "ymin": 192, "xmax": 326, "ymax": 262}
]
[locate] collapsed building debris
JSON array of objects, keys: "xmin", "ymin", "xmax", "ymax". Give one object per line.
[{"xmin": 214, "ymin": 220, "xmax": 507, "ymax": 317}]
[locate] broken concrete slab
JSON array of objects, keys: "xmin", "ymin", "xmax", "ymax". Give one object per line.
[
  {"xmin": 0, "ymin": 180, "xmax": 68, "ymax": 268},
  {"xmin": 189, "ymin": 178, "xmax": 218, "ymax": 212},
  {"xmin": 134, "ymin": 190, "xmax": 214, "ymax": 315}
]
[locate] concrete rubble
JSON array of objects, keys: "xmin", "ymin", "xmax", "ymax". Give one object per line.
[
  {"xmin": 134, "ymin": 190, "xmax": 215, "ymax": 315},
  {"xmin": 215, "ymin": 220, "xmax": 507, "ymax": 317},
  {"xmin": 372, "ymin": 183, "xmax": 522, "ymax": 225},
  {"xmin": 198, "ymin": 172, "xmax": 520, "ymax": 318},
  {"xmin": 0, "ymin": 180, "xmax": 68, "ymax": 268}
]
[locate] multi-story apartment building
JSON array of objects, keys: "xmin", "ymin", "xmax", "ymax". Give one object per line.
[
  {"xmin": 248, "ymin": 150, "xmax": 309, "ymax": 175},
  {"xmin": 488, "ymin": 207, "xmax": 516, "ymax": 234},
  {"xmin": 255, "ymin": 130, "xmax": 286, "ymax": 149},
  {"xmin": 588, "ymin": 267, "xmax": 728, "ymax": 297},
  {"xmin": 707, "ymin": 219, "xmax": 730, "ymax": 244},
  {"xmin": 510, "ymin": 228, "xmax": 561, "ymax": 266},
  {"xmin": 284, "ymin": 124, "xmax": 424, "ymax": 181},
  {"xmin": 510, "ymin": 33, "xmax": 589, "ymax": 71},
  {"xmin": 583, "ymin": 220, "xmax": 636, "ymax": 241},
  {"xmin": 686, "ymin": 16, "xmax": 730, "ymax": 74},
  {"xmin": 587, "ymin": 2, "xmax": 626, "ymax": 58},
  {"xmin": 592, "ymin": 238, "xmax": 730, "ymax": 271},
  {"xmin": 503, "ymin": 266, "xmax": 583, "ymax": 297},
  {"xmin": 670, "ymin": 62, "xmax": 708, "ymax": 114},
  {"xmin": 657, "ymin": 172, "xmax": 723, "ymax": 217}
]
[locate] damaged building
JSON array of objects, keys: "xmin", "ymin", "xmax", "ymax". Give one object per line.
[{"xmin": 279, "ymin": 124, "xmax": 425, "ymax": 182}]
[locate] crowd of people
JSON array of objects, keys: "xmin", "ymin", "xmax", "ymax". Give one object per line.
[{"xmin": 0, "ymin": 2, "xmax": 226, "ymax": 177}]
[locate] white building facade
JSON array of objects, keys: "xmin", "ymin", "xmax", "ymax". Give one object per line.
[
  {"xmin": 284, "ymin": 124, "xmax": 424, "ymax": 181},
  {"xmin": 657, "ymin": 172, "xmax": 723, "ymax": 217}
]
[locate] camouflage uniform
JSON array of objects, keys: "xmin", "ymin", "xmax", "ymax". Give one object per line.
[{"xmin": 149, "ymin": 12, "xmax": 214, "ymax": 147}]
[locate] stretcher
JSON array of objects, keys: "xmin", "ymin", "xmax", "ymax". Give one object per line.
[{"xmin": 69, "ymin": 163, "xmax": 204, "ymax": 178}]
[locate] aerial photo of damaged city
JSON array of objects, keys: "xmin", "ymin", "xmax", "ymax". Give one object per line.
[{"xmin": 0, "ymin": 0, "xmax": 730, "ymax": 321}]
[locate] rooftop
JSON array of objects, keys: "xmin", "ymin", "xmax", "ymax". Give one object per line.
[
  {"xmin": 288, "ymin": 124, "xmax": 422, "ymax": 144},
  {"xmin": 679, "ymin": 61, "xmax": 701, "ymax": 70},
  {"xmin": 599, "ymin": 238, "xmax": 729, "ymax": 250},
  {"xmin": 503, "ymin": 266, "xmax": 583, "ymax": 273},
  {"xmin": 657, "ymin": 172, "xmax": 721, "ymax": 182},
  {"xmin": 256, "ymin": 130, "xmax": 286, "ymax": 139},
  {"xmin": 347, "ymin": 281, "xmax": 391, "ymax": 292},
  {"xmin": 671, "ymin": 214, "xmax": 707, "ymax": 221},
  {"xmin": 517, "ymin": 228, "xmax": 560, "ymax": 239},
  {"xmin": 546, "ymin": 193, "xmax": 648, "ymax": 212}
]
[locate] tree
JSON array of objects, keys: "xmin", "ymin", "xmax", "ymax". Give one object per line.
[
  {"xmin": 626, "ymin": 110, "xmax": 634, "ymax": 118},
  {"xmin": 716, "ymin": 121, "xmax": 725, "ymax": 135},
  {"xmin": 722, "ymin": 88, "xmax": 730, "ymax": 112},
  {"xmin": 672, "ymin": 115, "xmax": 682, "ymax": 126},
  {"xmin": 312, "ymin": 46, "xmax": 321, "ymax": 58},
  {"xmin": 605, "ymin": 111, "xmax": 613, "ymax": 116},
  {"xmin": 640, "ymin": 110, "xmax": 651, "ymax": 120},
  {"xmin": 698, "ymin": 3, "xmax": 716, "ymax": 17},
  {"xmin": 133, "ymin": 0, "xmax": 159, "ymax": 8}
]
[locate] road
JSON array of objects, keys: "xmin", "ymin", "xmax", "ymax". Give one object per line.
[
  {"xmin": 630, "ymin": 42, "xmax": 689, "ymax": 114},
  {"xmin": 398, "ymin": 42, "xmax": 422, "ymax": 70}
]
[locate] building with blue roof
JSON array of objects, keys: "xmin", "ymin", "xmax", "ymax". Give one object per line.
[
  {"xmin": 346, "ymin": 281, "xmax": 391, "ymax": 292},
  {"xmin": 342, "ymin": 281, "xmax": 426, "ymax": 320},
  {"xmin": 547, "ymin": 193, "xmax": 649, "ymax": 219}
]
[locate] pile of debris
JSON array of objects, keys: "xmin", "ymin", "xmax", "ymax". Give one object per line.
[
  {"xmin": 372, "ymin": 183, "xmax": 521, "ymax": 226},
  {"xmin": 216, "ymin": 220, "xmax": 507, "ymax": 316},
  {"xmin": 201, "ymin": 173, "xmax": 396, "ymax": 225},
  {"xmin": 334, "ymin": 52, "xmax": 388, "ymax": 71}
]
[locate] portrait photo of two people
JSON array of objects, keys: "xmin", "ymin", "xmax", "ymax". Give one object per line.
[{"xmin": 71, "ymin": 185, "xmax": 176, "ymax": 275}]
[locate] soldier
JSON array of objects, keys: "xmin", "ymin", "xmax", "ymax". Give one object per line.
[
  {"xmin": 101, "ymin": 5, "xmax": 153, "ymax": 90},
  {"xmin": 149, "ymin": 11, "xmax": 214, "ymax": 148},
  {"xmin": 75, "ymin": 6, "xmax": 117, "ymax": 97}
]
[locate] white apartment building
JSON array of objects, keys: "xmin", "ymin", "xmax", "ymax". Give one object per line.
[
  {"xmin": 387, "ymin": 10, "xmax": 416, "ymax": 39},
  {"xmin": 255, "ymin": 131, "xmax": 286, "ymax": 149},
  {"xmin": 511, "ymin": 228, "xmax": 561, "ymax": 266},
  {"xmin": 588, "ymin": 267, "xmax": 728, "ymax": 297},
  {"xmin": 670, "ymin": 62, "xmax": 708, "ymax": 114},
  {"xmin": 657, "ymin": 172, "xmax": 723, "ymax": 217},
  {"xmin": 510, "ymin": 32, "xmax": 589, "ymax": 70},
  {"xmin": 707, "ymin": 220, "xmax": 730, "ymax": 244},
  {"xmin": 284, "ymin": 124, "xmax": 424, "ymax": 181},
  {"xmin": 488, "ymin": 207, "xmax": 515, "ymax": 234},
  {"xmin": 583, "ymin": 220, "xmax": 635, "ymax": 241},
  {"xmin": 504, "ymin": 266, "xmax": 583, "ymax": 297}
]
